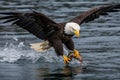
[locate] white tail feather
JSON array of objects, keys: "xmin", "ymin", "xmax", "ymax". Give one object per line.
[{"xmin": 30, "ymin": 41, "xmax": 51, "ymax": 52}]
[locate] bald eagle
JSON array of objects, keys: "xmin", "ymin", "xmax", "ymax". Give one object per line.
[{"xmin": 0, "ymin": 4, "xmax": 120, "ymax": 64}]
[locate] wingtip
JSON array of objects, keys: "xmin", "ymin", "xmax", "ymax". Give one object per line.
[
  {"xmin": 32, "ymin": 10, "xmax": 38, "ymax": 14},
  {"xmin": 0, "ymin": 12, "xmax": 19, "ymax": 15},
  {"xmin": 114, "ymin": 3, "xmax": 120, "ymax": 8}
]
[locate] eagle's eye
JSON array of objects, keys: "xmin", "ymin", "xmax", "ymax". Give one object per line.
[{"xmin": 70, "ymin": 26, "xmax": 76, "ymax": 31}]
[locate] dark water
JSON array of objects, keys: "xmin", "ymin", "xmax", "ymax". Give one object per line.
[{"xmin": 0, "ymin": 0, "xmax": 120, "ymax": 80}]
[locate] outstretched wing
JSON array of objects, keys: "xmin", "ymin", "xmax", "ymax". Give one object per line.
[
  {"xmin": 0, "ymin": 11, "xmax": 58, "ymax": 40},
  {"xmin": 69, "ymin": 4, "xmax": 120, "ymax": 25}
]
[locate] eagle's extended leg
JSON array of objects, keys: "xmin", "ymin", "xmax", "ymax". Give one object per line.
[
  {"xmin": 64, "ymin": 39, "xmax": 83, "ymax": 63},
  {"xmin": 49, "ymin": 39, "xmax": 71, "ymax": 64}
]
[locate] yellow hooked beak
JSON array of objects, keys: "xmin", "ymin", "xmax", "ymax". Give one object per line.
[{"xmin": 74, "ymin": 30, "xmax": 80, "ymax": 37}]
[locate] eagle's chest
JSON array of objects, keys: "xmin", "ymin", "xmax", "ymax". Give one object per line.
[{"xmin": 61, "ymin": 34, "xmax": 72, "ymax": 43}]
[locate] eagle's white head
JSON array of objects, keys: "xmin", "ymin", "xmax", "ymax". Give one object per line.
[{"xmin": 64, "ymin": 22, "xmax": 80, "ymax": 37}]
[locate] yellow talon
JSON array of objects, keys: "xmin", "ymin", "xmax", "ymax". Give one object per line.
[
  {"xmin": 68, "ymin": 50, "xmax": 83, "ymax": 63},
  {"xmin": 63, "ymin": 55, "xmax": 71, "ymax": 64},
  {"xmin": 73, "ymin": 49, "xmax": 80, "ymax": 58}
]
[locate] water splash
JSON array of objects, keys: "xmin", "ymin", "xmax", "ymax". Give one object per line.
[
  {"xmin": 0, "ymin": 42, "xmax": 81, "ymax": 64},
  {"xmin": 0, "ymin": 42, "xmax": 58, "ymax": 63}
]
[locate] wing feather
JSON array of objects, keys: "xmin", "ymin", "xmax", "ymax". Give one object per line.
[
  {"xmin": 70, "ymin": 4, "xmax": 120, "ymax": 25},
  {"xmin": 0, "ymin": 11, "xmax": 58, "ymax": 40}
]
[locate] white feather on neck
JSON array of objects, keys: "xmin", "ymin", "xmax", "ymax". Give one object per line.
[{"xmin": 64, "ymin": 22, "xmax": 80, "ymax": 35}]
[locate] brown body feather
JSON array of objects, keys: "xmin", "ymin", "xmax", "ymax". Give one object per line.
[{"xmin": 0, "ymin": 4, "xmax": 120, "ymax": 56}]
